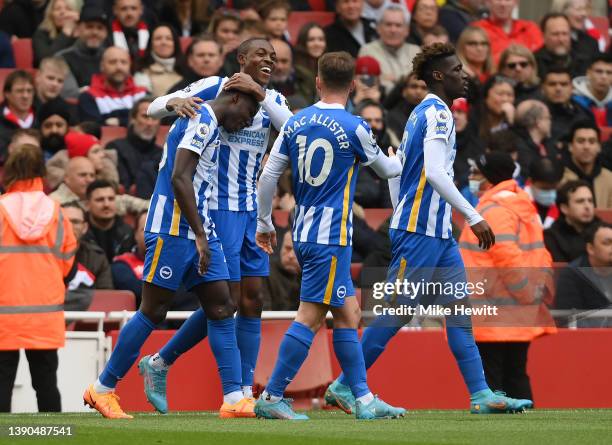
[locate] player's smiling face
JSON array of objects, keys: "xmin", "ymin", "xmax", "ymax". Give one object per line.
[{"xmin": 241, "ymin": 41, "xmax": 277, "ymax": 87}]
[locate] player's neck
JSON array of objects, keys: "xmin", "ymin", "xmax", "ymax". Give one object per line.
[
  {"xmin": 319, "ymin": 93, "xmax": 349, "ymax": 107},
  {"xmin": 429, "ymin": 88, "xmax": 452, "ymax": 107}
]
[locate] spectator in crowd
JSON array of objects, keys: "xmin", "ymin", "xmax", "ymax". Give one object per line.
[
  {"xmin": 544, "ymin": 179, "xmax": 597, "ymax": 262},
  {"xmin": 0, "ymin": 31, "xmax": 15, "ymax": 68},
  {"xmin": 498, "ymin": 45, "xmax": 540, "ymax": 103},
  {"xmin": 439, "ymin": 0, "xmax": 487, "ymax": 43},
  {"xmin": 351, "ymin": 56, "xmax": 383, "ymax": 108},
  {"xmin": 555, "ymin": 221, "xmax": 612, "ymax": 319},
  {"xmin": 106, "ymin": 98, "xmax": 161, "ymax": 197},
  {"xmin": 293, "ymin": 23, "xmax": 326, "ymax": 104},
  {"xmin": 157, "ymin": 0, "xmax": 212, "ymax": 37},
  {"xmin": 73, "ymin": 121, "xmax": 102, "ymax": 139},
  {"xmin": 83, "ymin": 179, "xmax": 135, "ymax": 262},
  {"xmin": 573, "ymin": 54, "xmax": 612, "ymax": 128},
  {"xmin": 513, "ymin": 99, "xmax": 557, "ymax": 177},
  {"xmin": 0, "ymin": 0, "xmax": 48, "ymax": 39},
  {"xmin": 354, "ymin": 100, "xmax": 395, "ymax": 209},
  {"xmin": 358, "ymin": 5, "xmax": 420, "ymax": 95},
  {"xmin": 459, "ymin": 151, "xmax": 555, "ymax": 403},
  {"xmin": 78, "ymin": 46, "xmax": 148, "ymax": 127},
  {"xmin": 541, "ymin": 66, "xmax": 594, "ymax": 148},
  {"xmin": 456, "ymin": 26, "xmax": 493, "ymax": 100},
  {"xmin": 208, "ymin": 8, "xmax": 243, "ymax": 58},
  {"xmin": 268, "ymin": 38, "xmax": 295, "ymax": 98},
  {"xmin": 535, "ymin": 13, "xmax": 592, "ymax": 80},
  {"xmin": 5, "ymin": 129, "xmax": 42, "ymax": 159},
  {"xmin": 452, "ymin": 98, "xmax": 483, "ymax": 188},
  {"xmin": 134, "ymin": 24, "xmax": 185, "ymax": 97},
  {"xmin": 362, "ymin": 0, "xmax": 411, "ymax": 23},
  {"xmin": 32, "ymin": 0, "xmax": 81, "ymax": 67},
  {"xmin": 561, "ymin": 121, "xmax": 612, "ymax": 208},
  {"xmin": 36, "ymin": 98, "xmax": 71, "ymax": 160},
  {"xmin": 111, "ymin": 211, "xmax": 147, "ymax": 305},
  {"xmin": 61, "ymin": 201, "xmax": 113, "ymax": 311},
  {"xmin": 111, "ymin": 0, "xmax": 150, "ymax": 61},
  {"xmin": 57, "ymin": 3, "xmax": 109, "ymax": 99},
  {"xmin": 552, "ymin": 0, "xmax": 601, "ymax": 61},
  {"xmin": 525, "ymin": 158, "xmax": 563, "ymax": 229},
  {"xmin": 473, "ymin": 0, "xmax": 543, "ymax": 64},
  {"xmin": 262, "ymin": 230, "xmax": 301, "ymax": 311},
  {"xmin": 0, "ymin": 70, "xmax": 36, "ymax": 157},
  {"xmin": 408, "ymin": 0, "xmax": 439, "ymax": 46},
  {"xmin": 49, "ymin": 156, "xmax": 95, "ymax": 207},
  {"xmin": 170, "ymin": 37, "xmax": 223, "ymax": 92},
  {"xmin": 221, "ymin": 18, "xmax": 267, "ymax": 77},
  {"xmin": 257, "ymin": 0, "xmax": 290, "ymax": 41},
  {"xmin": 385, "ymin": 72, "xmax": 428, "ymax": 141},
  {"xmin": 34, "ymin": 57, "xmax": 70, "ymax": 110},
  {"xmin": 0, "ymin": 143, "xmax": 76, "ymax": 413},
  {"xmin": 422, "ymin": 25, "xmax": 450, "ymax": 47},
  {"xmin": 324, "ymin": 0, "xmax": 378, "ymax": 58}
]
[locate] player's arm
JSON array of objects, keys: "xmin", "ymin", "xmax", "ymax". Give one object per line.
[
  {"xmin": 147, "ymin": 77, "xmax": 222, "ymax": 119},
  {"xmin": 388, "ymin": 147, "xmax": 402, "ymax": 209},
  {"xmin": 354, "ymin": 121, "xmax": 402, "ymax": 179},
  {"xmin": 256, "ymin": 129, "xmax": 289, "ymax": 254}
]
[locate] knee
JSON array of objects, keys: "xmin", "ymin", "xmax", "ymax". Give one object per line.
[
  {"xmin": 239, "ymin": 287, "xmax": 263, "ymax": 312},
  {"xmin": 139, "ymin": 304, "xmax": 169, "ymax": 325},
  {"xmin": 207, "ymin": 302, "xmax": 237, "ymax": 320}
]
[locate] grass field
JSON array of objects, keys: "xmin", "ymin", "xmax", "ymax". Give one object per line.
[{"xmin": 0, "ymin": 410, "xmax": 611, "ymax": 445}]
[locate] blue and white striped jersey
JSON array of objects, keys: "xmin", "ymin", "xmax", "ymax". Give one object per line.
[
  {"xmin": 145, "ymin": 103, "xmax": 219, "ymax": 240},
  {"xmin": 176, "ymin": 76, "xmax": 289, "ymax": 212},
  {"xmin": 272, "ymin": 102, "xmax": 380, "ymax": 246},
  {"xmin": 390, "ymin": 93, "xmax": 456, "ymax": 239}
]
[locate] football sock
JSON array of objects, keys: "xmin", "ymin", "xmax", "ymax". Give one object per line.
[
  {"xmin": 242, "ymin": 386, "xmax": 253, "ymax": 398},
  {"xmin": 265, "ymin": 321, "xmax": 314, "ymax": 397},
  {"xmin": 333, "ymin": 328, "xmax": 370, "ymax": 398},
  {"xmin": 207, "ymin": 318, "xmax": 242, "ymax": 395},
  {"xmin": 93, "ymin": 379, "xmax": 114, "ymax": 394},
  {"xmin": 159, "ymin": 307, "xmax": 208, "ymax": 365},
  {"xmin": 236, "ymin": 315, "xmax": 261, "ymax": 387},
  {"xmin": 148, "ymin": 353, "xmax": 169, "ymax": 371},
  {"xmin": 99, "ymin": 311, "xmax": 156, "ymax": 388},
  {"xmin": 445, "ymin": 314, "xmax": 489, "ymax": 395},
  {"xmin": 260, "ymin": 390, "xmax": 281, "ymax": 403},
  {"xmin": 223, "ymin": 391, "xmax": 245, "ymax": 405},
  {"xmin": 356, "ymin": 392, "xmax": 375, "ymax": 405}
]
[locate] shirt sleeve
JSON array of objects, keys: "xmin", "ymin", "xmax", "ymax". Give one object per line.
[
  {"xmin": 147, "ymin": 76, "xmax": 222, "ymax": 119},
  {"xmin": 261, "ymin": 89, "xmax": 293, "ymax": 131},
  {"xmin": 353, "ymin": 120, "xmax": 381, "ymax": 166},
  {"xmin": 257, "ymin": 128, "xmax": 289, "ymax": 233},
  {"xmin": 423, "ymin": 105, "xmax": 452, "ymax": 144},
  {"xmin": 177, "ymin": 114, "xmax": 216, "ymax": 157}
]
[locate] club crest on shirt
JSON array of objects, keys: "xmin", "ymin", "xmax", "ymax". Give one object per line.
[
  {"xmin": 197, "ymin": 123, "xmax": 210, "ymax": 138},
  {"xmin": 436, "ymin": 109, "xmax": 450, "ymax": 122}
]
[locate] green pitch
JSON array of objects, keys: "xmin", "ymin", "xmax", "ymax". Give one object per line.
[{"xmin": 0, "ymin": 410, "xmax": 611, "ymax": 445}]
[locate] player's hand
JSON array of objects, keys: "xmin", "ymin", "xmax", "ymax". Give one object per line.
[
  {"xmin": 470, "ymin": 220, "xmax": 495, "ymax": 251},
  {"xmin": 388, "ymin": 146, "xmax": 395, "ymax": 157},
  {"xmin": 195, "ymin": 233, "xmax": 211, "ymax": 275},
  {"xmin": 256, "ymin": 230, "xmax": 277, "ymax": 255},
  {"xmin": 168, "ymin": 97, "xmax": 203, "ymax": 119},
  {"xmin": 223, "ymin": 73, "xmax": 266, "ymax": 102}
]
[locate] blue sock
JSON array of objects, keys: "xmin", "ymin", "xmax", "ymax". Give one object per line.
[
  {"xmin": 207, "ymin": 317, "xmax": 242, "ymax": 395},
  {"xmin": 338, "ymin": 315, "xmax": 401, "ymax": 386},
  {"xmin": 266, "ymin": 321, "xmax": 314, "ymax": 397},
  {"xmin": 333, "ymin": 329, "xmax": 369, "ymax": 398},
  {"xmin": 445, "ymin": 314, "xmax": 489, "ymax": 395},
  {"xmin": 159, "ymin": 308, "xmax": 208, "ymax": 365},
  {"xmin": 236, "ymin": 315, "xmax": 261, "ymax": 387},
  {"xmin": 100, "ymin": 311, "xmax": 156, "ymax": 388}
]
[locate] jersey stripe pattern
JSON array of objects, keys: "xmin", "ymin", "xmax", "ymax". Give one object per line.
[
  {"xmin": 178, "ymin": 76, "xmax": 288, "ymax": 212},
  {"xmin": 390, "ymin": 94, "xmax": 456, "ymax": 239},
  {"xmin": 272, "ymin": 102, "xmax": 380, "ymax": 246},
  {"xmin": 145, "ymin": 103, "xmax": 219, "ymax": 240}
]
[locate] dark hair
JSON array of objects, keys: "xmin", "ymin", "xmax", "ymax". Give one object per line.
[
  {"xmin": 86, "ymin": 179, "xmax": 116, "ymax": 200},
  {"xmin": 186, "ymin": 35, "xmax": 222, "ymax": 60},
  {"xmin": 61, "ymin": 200, "xmax": 85, "ymax": 217},
  {"xmin": 589, "ymin": 53, "xmax": 612, "ymax": 68},
  {"xmin": 208, "ymin": 8, "xmax": 243, "ymax": 36},
  {"xmin": 76, "ymin": 121, "xmax": 102, "ymax": 139},
  {"xmin": 488, "ymin": 130, "xmax": 518, "ymax": 154},
  {"xmin": 130, "ymin": 96, "xmax": 154, "ymax": 120},
  {"xmin": 10, "ymin": 128, "xmax": 41, "ymax": 144},
  {"xmin": 237, "ymin": 37, "xmax": 270, "ymax": 58},
  {"xmin": 556, "ymin": 179, "xmax": 593, "ymax": 207},
  {"xmin": 318, "ymin": 51, "xmax": 355, "ymax": 91},
  {"xmin": 542, "ymin": 65, "xmax": 572, "ymax": 81},
  {"xmin": 583, "ymin": 221, "xmax": 612, "ymax": 245},
  {"xmin": 3, "ymin": 144, "xmax": 45, "ymax": 188},
  {"xmin": 423, "ymin": 25, "xmax": 449, "ymax": 39},
  {"xmin": 569, "ymin": 120, "xmax": 600, "ymax": 143},
  {"xmin": 256, "ymin": 0, "xmax": 291, "ymax": 19},
  {"xmin": 412, "ymin": 43, "xmax": 456, "ymax": 86},
  {"xmin": 135, "ymin": 23, "xmax": 187, "ymax": 75},
  {"xmin": 529, "ymin": 158, "xmax": 562, "ymax": 183},
  {"xmin": 3, "ymin": 70, "xmax": 34, "ymax": 93},
  {"xmin": 294, "ymin": 22, "xmax": 325, "ymax": 70},
  {"xmin": 540, "ymin": 12, "xmax": 570, "ymax": 32},
  {"xmin": 355, "ymin": 99, "xmax": 384, "ymax": 116}
]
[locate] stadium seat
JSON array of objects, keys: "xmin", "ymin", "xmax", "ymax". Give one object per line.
[
  {"xmin": 351, "ymin": 262, "xmax": 362, "ymax": 282},
  {"xmin": 600, "ymin": 127, "xmax": 612, "ymax": 142},
  {"xmin": 72, "ymin": 290, "xmax": 136, "ymax": 331},
  {"xmin": 156, "ymin": 125, "xmax": 170, "ymax": 146},
  {"xmin": 100, "ymin": 126, "xmax": 127, "ymax": 147},
  {"xmin": 0, "ymin": 68, "xmax": 36, "ymax": 102},
  {"xmin": 307, "ymin": 0, "xmax": 327, "ymax": 10},
  {"xmin": 12, "ymin": 38, "xmax": 33, "ymax": 69},
  {"xmin": 180, "ymin": 36, "xmax": 192, "ymax": 53},
  {"xmin": 589, "ymin": 16, "xmax": 610, "ymax": 51},
  {"xmin": 272, "ymin": 209, "xmax": 290, "ymax": 228},
  {"xmin": 287, "ymin": 12, "xmax": 335, "ymax": 45},
  {"xmin": 363, "ymin": 208, "xmax": 392, "ymax": 231},
  {"xmin": 595, "ymin": 208, "xmax": 612, "ymax": 223}
]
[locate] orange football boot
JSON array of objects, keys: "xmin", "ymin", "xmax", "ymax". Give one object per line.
[
  {"xmin": 219, "ymin": 397, "xmax": 256, "ymax": 419},
  {"xmin": 83, "ymin": 384, "xmax": 134, "ymax": 419}
]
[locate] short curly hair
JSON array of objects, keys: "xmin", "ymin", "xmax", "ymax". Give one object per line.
[{"xmin": 412, "ymin": 43, "xmax": 456, "ymax": 86}]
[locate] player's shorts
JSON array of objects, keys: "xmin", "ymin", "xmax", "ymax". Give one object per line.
[
  {"xmin": 209, "ymin": 209, "xmax": 269, "ymax": 281},
  {"xmin": 387, "ymin": 229, "xmax": 467, "ymax": 306},
  {"xmin": 294, "ymin": 241, "xmax": 355, "ymax": 307},
  {"xmin": 142, "ymin": 232, "xmax": 229, "ymax": 291}
]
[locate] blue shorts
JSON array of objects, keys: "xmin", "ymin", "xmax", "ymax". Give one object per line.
[
  {"xmin": 387, "ymin": 230, "xmax": 467, "ymax": 306},
  {"xmin": 294, "ymin": 241, "xmax": 355, "ymax": 307},
  {"xmin": 209, "ymin": 210, "xmax": 269, "ymax": 282},
  {"xmin": 142, "ymin": 232, "xmax": 229, "ymax": 291}
]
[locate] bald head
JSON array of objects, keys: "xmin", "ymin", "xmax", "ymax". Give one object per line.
[
  {"xmin": 64, "ymin": 157, "xmax": 95, "ymax": 200},
  {"xmin": 516, "ymin": 99, "xmax": 551, "ymax": 138},
  {"xmin": 270, "ymin": 39, "xmax": 292, "ymax": 82},
  {"xmin": 101, "ymin": 46, "xmax": 131, "ymax": 87}
]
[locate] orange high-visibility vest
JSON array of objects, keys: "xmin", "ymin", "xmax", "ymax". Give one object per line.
[
  {"xmin": 0, "ymin": 178, "xmax": 76, "ymax": 350},
  {"xmin": 459, "ymin": 180, "xmax": 557, "ymax": 342}
]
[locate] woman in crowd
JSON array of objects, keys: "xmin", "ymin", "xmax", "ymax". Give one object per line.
[
  {"xmin": 134, "ymin": 24, "xmax": 185, "ymax": 98},
  {"xmin": 208, "ymin": 8, "xmax": 243, "ymax": 58},
  {"xmin": 32, "ymin": 0, "xmax": 81, "ymax": 67},
  {"xmin": 498, "ymin": 45, "xmax": 540, "ymax": 103},
  {"xmin": 408, "ymin": 0, "xmax": 439, "ymax": 46},
  {"xmin": 156, "ymin": 0, "xmax": 212, "ymax": 37},
  {"xmin": 456, "ymin": 26, "xmax": 494, "ymax": 103},
  {"xmin": 293, "ymin": 23, "xmax": 326, "ymax": 104}
]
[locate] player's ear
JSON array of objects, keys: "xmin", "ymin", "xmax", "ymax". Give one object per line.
[
  {"xmin": 432, "ymin": 70, "xmax": 444, "ymax": 81},
  {"xmin": 315, "ymin": 76, "xmax": 321, "ymax": 92},
  {"xmin": 349, "ymin": 79, "xmax": 356, "ymax": 94}
]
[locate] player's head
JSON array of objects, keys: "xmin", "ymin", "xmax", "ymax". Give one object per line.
[
  {"xmin": 215, "ymin": 89, "xmax": 259, "ymax": 133},
  {"xmin": 316, "ymin": 51, "xmax": 356, "ymax": 97},
  {"xmin": 412, "ymin": 43, "xmax": 468, "ymax": 100},
  {"xmin": 237, "ymin": 37, "xmax": 276, "ymax": 87}
]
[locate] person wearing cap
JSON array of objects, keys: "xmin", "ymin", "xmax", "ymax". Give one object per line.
[
  {"xmin": 324, "ymin": 0, "xmax": 378, "ymax": 58},
  {"xmin": 358, "ymin": 5, "xmax": 419, "ymax": 94},
  {"xmin": 459, "ymin": 151, "xmax": 555, "ymax": 402},
  {"xmin": 56, "ymin": 2, "xmax": 110, "ymax": 100},
  {"xmin": 36, "ymin": 97, "xmax": 72, "ymax": 159},
  {"xmin": 352, "ymin": 55, "xmax": 384, "ymax": 108}
]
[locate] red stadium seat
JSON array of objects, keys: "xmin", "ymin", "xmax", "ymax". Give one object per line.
[
  {"xmin": 307, "ymin": 0, "xmax": 327, "ymax": 10},
  {"xmin": 363, "ymin": 208, "xmax": 392, "ymax": 231},
  {"xmin": 595, "ymin": 208, "xmax": 612, "ymax": 223},
  {"xmin": 0, "ymin": 68, "xmax": 36, "ymax": 102},
  {"xmin": 71, "ymin": 290, "xmax": 136, "ymax": 331},
  {"xmin": 180, "ymin": 36, "xmax": 192, "ymax": 53},
  {"xmin": 12, "ymin": 38, "xmax": 33, "ymax": 69},
  {"xmin": 156, "ymin": 125, "xmax": 170, "ymax": 146},
  {"xmin": 600, "ymin": 127, "xmax": 612, "ymax": 142},
  {"xmin": 100, "ymin": 126, "xmax": 127, "ymax": 147},
  {"xmin": 287, "ymin": 12, "xmax": 335, "ymax": 45},
  {"xmin": 272, "ymin": 209, "xmax": 290, "ymax": 228}
]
